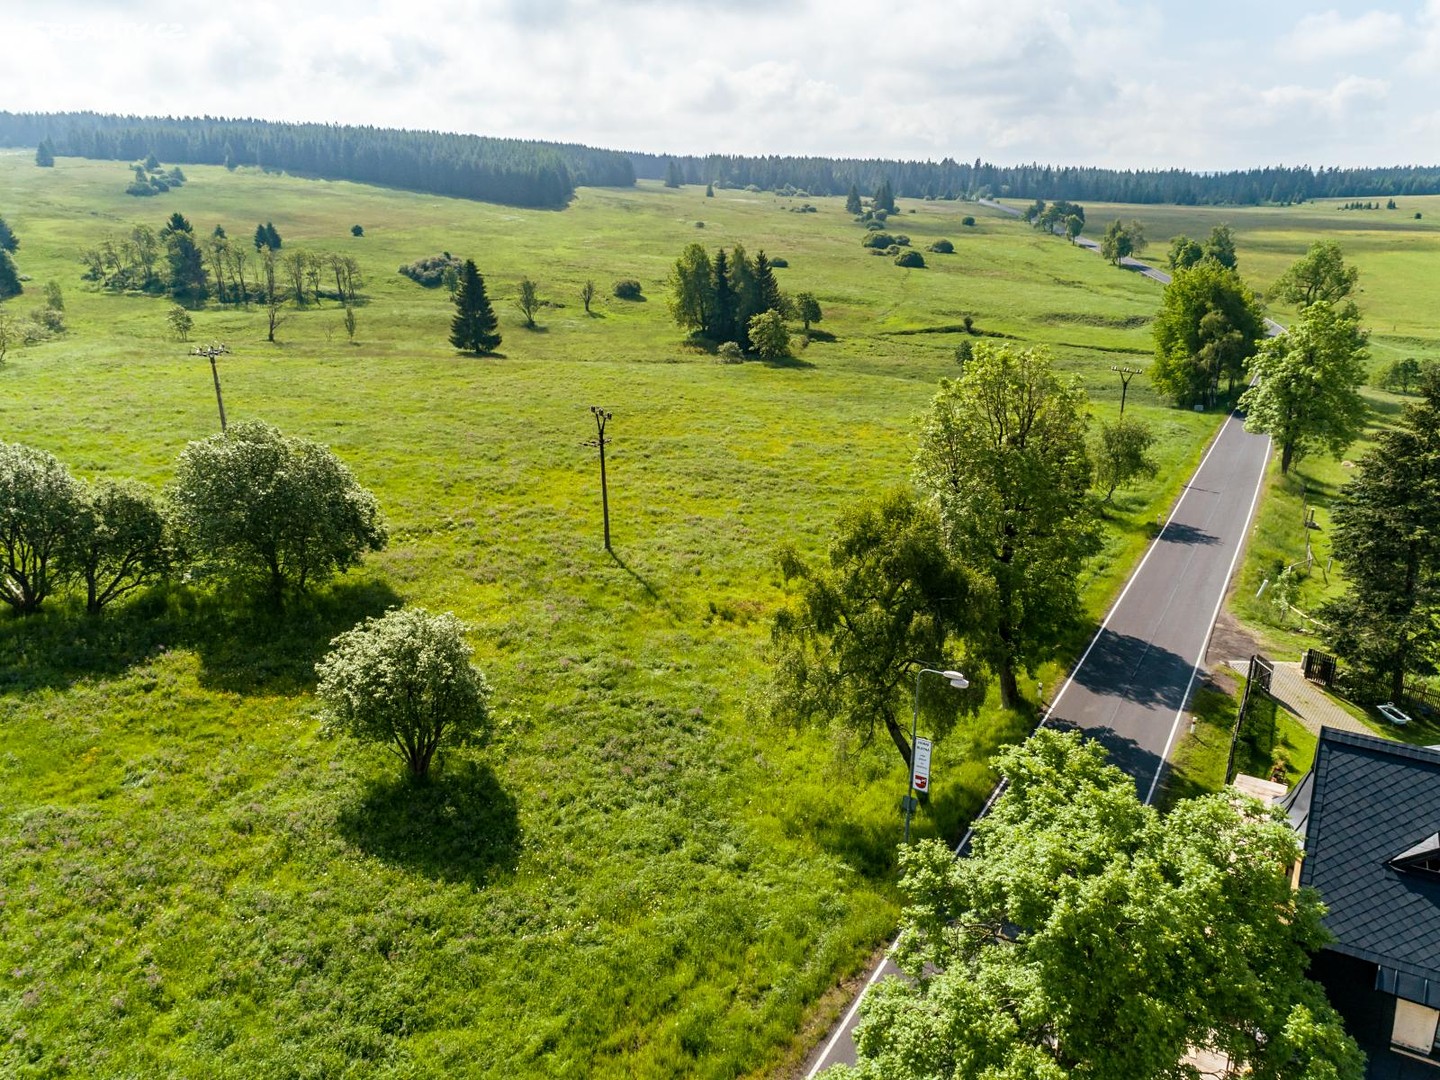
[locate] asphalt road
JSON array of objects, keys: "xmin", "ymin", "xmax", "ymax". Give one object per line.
[{"xmin": 801, "ymin": 208, "xmax": 1276, "ymax": 1076}]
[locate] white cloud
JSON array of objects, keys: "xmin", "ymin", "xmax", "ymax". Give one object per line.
[
  {"xmin": 0, "ymin": 0, "xmax": 1436, "ymax": 171},
  {"xmin": 1280, "ymin": 9, "xmax": 1405, "ymax": 61}
]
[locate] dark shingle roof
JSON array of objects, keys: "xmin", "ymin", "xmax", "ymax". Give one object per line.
[{"xmin": 1298, "ymin": 727, "xmax": 1440, "ymax": 995}]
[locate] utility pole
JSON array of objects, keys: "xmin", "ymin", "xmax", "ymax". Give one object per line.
[
  {"xmin": 1111, "ymin": 365, "xmax": 1145, "ymax": 417},
  {"xmin": 587, "ymin": 406, "xmax": 612, "ymax": 551},
  {"xmin": 193, "ymin": 343, "xmax": 230, "ymax": 431}
]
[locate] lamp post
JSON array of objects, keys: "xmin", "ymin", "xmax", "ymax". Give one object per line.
[
  {"xmin": 192, "ymin": 343, "xmax": 230, "ymax": 432},
  {"xmin": 904, "ymin": 666, "xmax": 969, "ymax": 843}
]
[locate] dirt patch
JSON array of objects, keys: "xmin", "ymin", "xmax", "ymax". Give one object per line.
[{"xmin": 1206, "ymin": 609, "xmax": 1261, "ymax": 677}]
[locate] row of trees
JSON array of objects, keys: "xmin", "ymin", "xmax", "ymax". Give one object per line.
[
  {"xmin": 772, "ymin": 342, "xmax": 1131, "ymax": 778},
  {"xmin": 631, "ymin": 149, "xmax": 1440, "ymax": 205},
  {"xmin": 1021, "ymin": 198, "xmax": 1086, "ymax": 240},
  {"xmin": 0, "ymin": 422, "xmax": 387, "ymax": 614},
  {"xmin": 1166, "ymin": 224, "xmax": 1238, "ymax": 271},
  {"xmin": 2, "ymin": 111, "xmax": 634, "ymax": 208},
  {"xmin": 82, "ymin": 214, "xmax": 361, "ymax": 310}
]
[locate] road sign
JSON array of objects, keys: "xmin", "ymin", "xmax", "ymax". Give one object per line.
[{"xmin": 912, "ymin": 737, "xmax": 933, "ymax": 792}]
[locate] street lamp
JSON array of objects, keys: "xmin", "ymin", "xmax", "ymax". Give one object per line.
[{"xmin": 904, "ymin": 666, "xmax": 969, "ymax": 843}]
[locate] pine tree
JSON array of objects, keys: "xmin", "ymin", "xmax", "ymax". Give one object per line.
[
  {"xmin": 752, "ymin": 250, "xmax": 783, "ymax": 316},
  {"xmin": 710, "ymin": 249, "xmax": 735, "ymax": 344},
  {"xmin": 254, "ymin": 223, "xmax": 269, "ymax": 251},
  {"xmin": 35, "ymin": 139, "xmax": 54, "ymax": 167},
  {"xmin": 449, "ymin": 260, "xmax": 501, "ymax": 355},
  {"xmin": 845, "ymin": 184, "xmax": 862, "ymax": 215},
  {"xmin": 0, "ymin": 251, "xmax": 21, "ymax": 300},
  {"xmin": 264, "ymin": 222, "xmax": 282, "ymax": 250},
  {"xmin": 874, "ymin": 178, "xmax": 896, "ymax": 213},
  {"xmin": 664, "ymin": 160, "xmax": 682, "ymax": 189}
]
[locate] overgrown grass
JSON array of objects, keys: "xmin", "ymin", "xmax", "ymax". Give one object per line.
[{"xmin": 0, "ymin": 152, "xmax": 1326, "ymax": 1077}]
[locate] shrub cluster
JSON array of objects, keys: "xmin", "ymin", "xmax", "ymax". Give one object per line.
[
  {"xmin": 612, "ymin": 279, "xmax": 644, "ymax": 300},
  {"xmin": 125, "ymin": 156, "xmax": 187, "ymax": 197},
  {"xmin": 929, "ymin": 239, "xmax": 954, "ymax": 254},
  {"xmin": 861, "ymin": 232, "xmax": 910, "ymax": 249},
  {"xmin": 399, "ymin": 252, "xmax": 463, "ymax": 288}
]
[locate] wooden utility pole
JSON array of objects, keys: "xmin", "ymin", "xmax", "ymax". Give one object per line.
[
  {"xmin": 588, "ymin": 406, "xmax": 612, "ymax": 551},
  {"xmin": 1111, "ymin": 365, "xmax": 1145, "ymax": 416},
  {"xmin": 193, "ymin": 343, "xmax": 230, "ymax": 431}
]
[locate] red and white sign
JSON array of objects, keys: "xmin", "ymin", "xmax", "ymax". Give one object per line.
[{"xmin": 912, "ymin": 737, "xmax": 933, "ymax": 792}]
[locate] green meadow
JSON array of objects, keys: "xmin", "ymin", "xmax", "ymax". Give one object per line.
[{"xmin": 0, "ymin": 151, "xmax": 1372, "ymax": 1077}]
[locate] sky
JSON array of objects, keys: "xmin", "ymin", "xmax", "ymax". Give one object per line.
[{"xmin": 4, "ymin": 1, "xmax": 1437, "ymax": 171}]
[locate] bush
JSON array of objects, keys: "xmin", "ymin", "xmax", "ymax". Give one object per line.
[
  {"xmin": 168, "ymin": 420, "xmax": 388, "ymax": 600},
  {"xmin": 862, "ymin": 232, "xmax": 896, "ymax": 249},
  {"xmin": 748, "ymin": 310, "xmax": 791, "ymax": 360},
  {"xmin": 962, "ymin": 215, "xmax": 976, "ymax": 227},
  {"xmin": 895, "ymin": 250, "xmax": 926, "ymax": 268},
  {"xmin": 929, "ymin": 239, "xmax": 954, "ymax": 254},
  {"xmin": 769, "ymin": 257, "xmax": 789, "ymax": 267},
  {"xmin": 399, "ymin": 253, "xmax": 463, "ymax": 288},
  {"xmin": 717, "ymin": 341, "xmax": 744, "ymax": 363},
  {"xmin": 316, "ymin": 607, "xmax": 493, "ymax": 782},
  {"xmin": 351, "ymin": 224, "xmax": 364, "ymax": 237},
  {"xmin": 612, "ymin": 279, "xmax": 643, "ymax": 300}
]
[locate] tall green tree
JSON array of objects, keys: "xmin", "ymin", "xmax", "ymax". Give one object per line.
[
  {"xmin": 794, "ymin": 291, "xmax": 822, "ymax": 331},
  {"xmin": 1099, "ymin": 218, "xmax": 1146, "ymax": 264},
  {"xmin": 0, "ymin": 215, "xmax": 18, "ymax": 253},
  {"xmin": 1093, "ymin": 416, "xmax": 1159, "ymax": 502},
  {"xmin": 515, "ymin": 276, "xmax": 540, "ymax": 328},
  {"xmin": 1321, "ymin": 372, "xmax": 1440, "ymax": 701},
  {"xmin": 666, "ymin": 242, "xmax": 714, "ymax": 337},
  {"xmin": 770, "ymin": 488, "xmax": 977, "ymax": 768},
  {"xmin": 1151, "ymin": 261, "xmax": 1265, "ymax": 408},
  {"xmin": 711, "ymin": 247, "xmax": 736, "ymax": 343},
  {"xmin": 845, "ymin": 184, "xmax": 862, "ymax": 215},
  {"xmin": 873, "ymin": 177, "xmax": 896, "ymax": 214},
  {"xmin": 35, "ymin": 139, "xmax": 55, "ymax": 167},
  {"xmin": 63, "ymin": 478, "xmax": 170, "ymax": 614},
  {"xmin": 752, "ymin": 250, "xmax": 783, "ymax": 316},
  {"xmin": 316, "ymin": 607, "xmax": 492, "ymax": 782},
  {"xmin": 167, "ymin": 420, "xmax": 387, "ymax": 601},
  {"xmin": 1271, "ymin": 240, "xmax": 1359, "ymax": 309},
  {"xmin": 914, "ymin": 344, "xmax": 1100, "ymax": 707},
  {"xmin": 0, "ymin": 441, "xmax": 81, "ymax": 614},
  {"xmin": 449, "ymin": 259, "xmax": 501, "ymax": 355},
  {"xmin": 830, "ymin": 729, "xmax": 1365, "ymax": 1080},
  {"xmin": 1240, "ymin": 300, "xmax": 1369, "ymax": 473},
  {"xmin": 0, "ymin": 252, "xmax": 20, "ymax": 300},
  {"xmin": 1166, "ymin": 234, "xmax": 1204, "ymax": 271},
  {"xmin": 664, "ymin": 160, "xmax": 682, "ymax": 188},
  {"xmin": 1204, "ymin": 222, "xmax": 1239, "ymax": 269}
]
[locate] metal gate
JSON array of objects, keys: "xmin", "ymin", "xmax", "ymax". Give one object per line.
[{"xmin": 1303, "ymin": 648, "xmax": 1337, "ymax": 688}]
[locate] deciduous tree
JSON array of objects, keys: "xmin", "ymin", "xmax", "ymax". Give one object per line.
[
  {"xmin": 168, "ymin": 420, "xmax": 387, "ymax": 601},
  {"xmin": 1093, "ymin": 416, "xmax": 1159, "ymax": 502},
  {"xmin": 1271, "ymin": 240, "xmax": 1359, "ymax": 309},
  {"xmin": 747, "ymin": 309, "xmax": 790, "ymax": 360},
  {"xmin": 1204, "ymin": 222, "xmax": 1238, "ymax": 269},
  {"xmin": 1166, "ymin": 234, "xmax": 1204, "ymax": 271},
  {"xmin": 830, "ymin": 729, "xmax": 1365, "ymax": 1080},
  {"xmin": 515, "ymin": 276, "xmax": 540, "ymax": 328},
  {"xmin": 1240, "ymin": 300, "xmax": 1369, "ymax": 473},
  {"xmin": 580, "ymin": 279, "xmax": 595, "ymax": 314},
  {"xmin": 1099, "ymin": 218, "xmax": 1146, "ymax": 264},
  {"xmin": 1151, "ymin": 261, "xmax": 1265, "ymax": 408},
  {"xmin": 794, "ymin": 292, "xmax": 822, "ymax": 331},
  {"xmin": 666, "ymin": 243, "xmax": 714, "ymax": 336},
  {"xmin": 316, "ymin": 607, "xmax": 492, "ymax": 782},
  {"xmin": 914, "ymin": 344, "xmax": 1100, "ymax": 707},
  {"xmin": 449, "ymin": 259, "xmax": 501, "ymax": 355},
  {"xmin": 64, "ymin": 478, "xmax": 170, "ymax": 614},
  {"xmin": 770, "ymin": 489, "xmax": 977, "ymax": 768},
  {"xmin": 0, "ymin": 442, "xmax": 81, "ymax": 614}
]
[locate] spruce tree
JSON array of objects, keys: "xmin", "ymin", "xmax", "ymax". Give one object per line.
[
  {"xmin": 874, "ymin": 178, "xmax": 896, "ymax": 213},
  {"xmin": 845, "ymin": 184, "xmax": 862, "ymax": 215},
  {"xmin": 35, "ymin": 139, "xmax": 54, "ymax": 167},
  {"xmin": 449, "ymin": 260, "xmax": 501, "ymax": 355},
  {"xmin": 752, "ymin": 250, "xmax": 783, "ymax": 316},
  {"xmin": 710, "ymin": 249, "xmax": 735, "ymax": 344}
]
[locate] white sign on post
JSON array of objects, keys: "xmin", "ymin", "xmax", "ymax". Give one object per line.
[{"xmin": 912, "ymin": 737, "xmax": 933, "ymax": 793}]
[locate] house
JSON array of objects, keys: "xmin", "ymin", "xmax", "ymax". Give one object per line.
[{"xmin": 1283, "ymin": 727, "xmax": 1440, "ymax": 1078}]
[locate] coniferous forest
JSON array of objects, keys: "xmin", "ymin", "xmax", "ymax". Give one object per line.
[
  {"xmin": 2, "ymin": 111, "xmax": 1439, "ymax": 210},
  {"xmin": 0, "ymin": 112, "xmax": 635, "ymax": 209}
]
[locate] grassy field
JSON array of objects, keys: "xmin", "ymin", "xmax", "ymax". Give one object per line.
[{"xmin": 0, "ymin": 151, "xmax": 1322, "ymax": 1077}]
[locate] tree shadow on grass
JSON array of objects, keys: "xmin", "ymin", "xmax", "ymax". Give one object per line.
[
  {"xmin": 0, "ymin": 576, "xmax": 403, "ymax": 697},
  {"xmin": 187, "ymin": 577, "xmax": 404, "ymax": 695},
  {"xmin": 335, "ymin": 760, "xmax": 520, "ymax": 887},
  {"xmin": 758, "ymin": 353, "xmax": 815, "ymax": 369}
]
